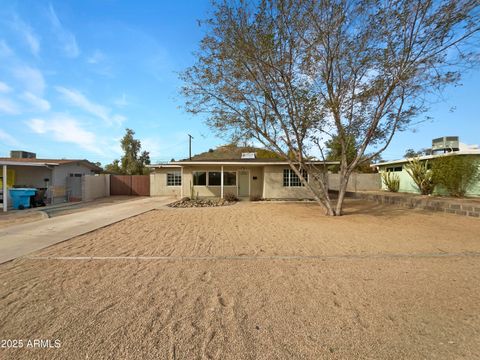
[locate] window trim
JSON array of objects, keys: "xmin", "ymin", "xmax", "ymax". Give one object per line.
[
  {"xmin": 283, "ymin": 168, "xmax": 308, "ymax": 187},
  {"xmin": 386, "ymin": 166, "xmax": 403, "ymax": 172},
  {"xmin": 192, "ymin": 171, "xmax": 207, "ymax": 186},
  {"xmin": 207, "ymin": 171, "xmax": 222, "ymax": 186},
  {"xmin": 192, "ymin": 171, "xmax": 238, "ymax": 187},
  {"xmin": 166, "ymin": 171, "xmax": 182, "ymax": 187}
]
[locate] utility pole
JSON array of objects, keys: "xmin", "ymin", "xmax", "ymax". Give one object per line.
[{"xmin": 188, "ymin": 134, "xmax": 194, "ymax": 160}]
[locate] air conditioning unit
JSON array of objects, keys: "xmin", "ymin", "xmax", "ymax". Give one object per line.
[
  {"xmin": 10, "ymin": 150, "xmax": 37, "ymax": 159},
  {"xmin": 431, "ymin": 137, "xmax": 459, "ymax": 152}
]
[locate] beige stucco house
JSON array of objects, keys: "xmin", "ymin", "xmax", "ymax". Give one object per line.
[{"xmin": 149, "ymin": 150, "xmax": 338, "ymax": 200}]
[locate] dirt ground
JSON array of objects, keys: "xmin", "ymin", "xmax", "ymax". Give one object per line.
[{"xmin": 1, "ymin": 199, "xmax": 479, "ymax": 359}]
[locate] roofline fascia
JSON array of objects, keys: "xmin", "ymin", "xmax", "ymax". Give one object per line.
[
  {"xmin": 371, "ymin": 150, "xmax": 480, "ymax": 168},
  {"xmin": 0, "ymin": 161, "xmax": 59, "ymax": 167},
  {"xmin": 149, "ymin": 161, "xmax": 340, "ymax": 167}
]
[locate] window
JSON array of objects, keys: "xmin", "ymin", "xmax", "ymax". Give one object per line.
[
  {"xmin": 167, "ymin": 171, "xmax": 181, "ymax": 186},
  {"xmin": 223, "ymin": 172, "xmax": 236, "ymax": 186},
  {"xmin": 69, "ymin": 173, "xmax": 83, "ymax": 177},
  {"xmin": 208, "ymin": 172, "xmax": 221, "ymax": 186},
  {"xmin": 193, "ymin": 172, "xmax": 206, "ymax": 186},
  {"xmin": 386, "ymin": 166, "xmax": 403, "ymax": 172},
  {"xmin": 283, "ymin": 169, "xmax": 307, "ymax": 187}
]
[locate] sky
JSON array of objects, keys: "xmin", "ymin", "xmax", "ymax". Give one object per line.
[{"xmin": 0, "ymin": 1, "xmax": 479, "ymax": 166}]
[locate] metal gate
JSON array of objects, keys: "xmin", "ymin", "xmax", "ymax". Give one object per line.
[
  {"xmin": 110, "ymin": 175, "xmax": 150, "ymax": 196},
  {"xmin": 66, "ymin": 176, "xmax": 82, "ymax": 202}
]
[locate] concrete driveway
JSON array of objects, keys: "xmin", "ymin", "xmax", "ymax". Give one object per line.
[{"xmin": 0, "ymin": 196, "xmax": 173, "ymax": 264}]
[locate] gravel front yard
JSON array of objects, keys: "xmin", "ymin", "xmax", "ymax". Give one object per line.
[{"xmin": 1, "ymin": 200, "xmax": 479, "ymax": 359}]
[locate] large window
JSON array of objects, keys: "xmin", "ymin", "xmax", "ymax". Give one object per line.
[
  {"xmin": 223, "ymin": 172, "xmax": 236, "ymax": 186},
  {"xmin": 193, "ymin": 172, "xmax": 206, "ymax": 186},
  {"xmin": 386, "ymin": 166, "xmax": 403, "ymax": 172},
  {"xmin": 193, "ymin": 171, "xmax": 237, "ymax": 186},
  {"xmin": 283, "ymin": 169, "xmax": 307, "ymax": 187},
  {"xmin": 208, "ymin": 172, "xmax": 221, "ymax": 186},
  {"xmin": 167, "ymin": 171, "xmax": 181, "ymax": 186}
]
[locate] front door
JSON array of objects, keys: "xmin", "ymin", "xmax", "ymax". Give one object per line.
[{"xmin": 238, "ymin": 171, "xmax": 249, "ymax": 197}]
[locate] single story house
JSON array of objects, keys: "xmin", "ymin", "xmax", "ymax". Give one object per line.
[
  {"xmin": 149, "ymin": 146, "xmax": 338, "ymax": 200},
  {"xmin": 1, "ymin": 150, "xmax": 102, "ymax": 210},
  {"xmin": 373, "ymin": 140, "xmax": 480, "ymax": 197}
]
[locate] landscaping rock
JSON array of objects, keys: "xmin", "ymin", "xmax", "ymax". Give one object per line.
[{"xmin": 167, "ymin": 198, "xmax": 237, "ymax": 208}]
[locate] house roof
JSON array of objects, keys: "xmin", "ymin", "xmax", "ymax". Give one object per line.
[
  {"xmin": 149, "ymin": 144, "xmax": 339, "ymax": 167},
  {"xmin": 0, "ymin": 157, "xmax": 102, "ymax": 171},
  {"xmin": 372, "ymin": 150, "xmax": 480, "ymax": 168},
  {"xmin": 186, "ymin": 145, "xmax": 282, "ymax": 161}
]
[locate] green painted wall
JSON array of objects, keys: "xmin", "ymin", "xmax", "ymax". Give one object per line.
[{"xmin": 379, "ymin": 155, "xmax": 480, "ymax": 197}]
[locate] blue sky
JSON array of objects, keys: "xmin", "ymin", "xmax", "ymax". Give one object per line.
[{"xmin": 0, "ymin": 1, "xmax": 478, "ymax": 165}]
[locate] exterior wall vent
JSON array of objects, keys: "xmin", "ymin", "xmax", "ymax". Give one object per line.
[{"xmin": 431, "ymin": 137, "xmax": 459, "ymax": 153}]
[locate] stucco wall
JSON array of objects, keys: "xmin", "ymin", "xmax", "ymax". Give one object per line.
[
  {"xmin": 328, "ymin": 173, "xmax": 380, "ymax": 192},
  {"xmin": 379, "ymin": 155, "xmax": 480, "ymax": 197},
  {"xmin": 262, "ymin": 165, "xmax": 316, "ymax": 199},
  {"xmin": 8, "ymin": 165, "xmax": 52, "ymax": 188},
  {"xmin": 152, "ymin": 165, "xmax": 347, "ymax": 199},
  {"xmin": 150, "ymin": 170, "xmax": 182, "ymax": 198},
  {"xmin": 50, "ymin": 163, "xmax": 96, "ymax": 204},
  {"xmin": 82, "ymin": 174, "xmax": 110, "ymax": 201},
  {"xmin": 150, "ymin": 166, "xmax": 264, "ymax": 198}
]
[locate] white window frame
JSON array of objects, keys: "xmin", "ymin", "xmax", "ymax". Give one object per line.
[
  {"xmin": 167, "ymin": 171, "xmax": 182, "ymax": 187},
  {"xmin": 283, "ymin": 168, "xmax": 308, "ymax": 187}
]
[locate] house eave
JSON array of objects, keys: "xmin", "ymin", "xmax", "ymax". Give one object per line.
[
  {"xmin": 371, "ymin": 150, "xmax": 480, "ymax": 168},
  {"xmin": 150, "ymin": 160, "xmax": 340, "ymax": 167},
  {"xmin": 0, "ymin": 161, "xmax": 58, "ymax": 167}
]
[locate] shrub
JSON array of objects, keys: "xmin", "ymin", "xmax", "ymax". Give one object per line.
[
  {"xmin": 431, "ymin": 155, "xmax": 479, "ymax": 197},
  {"xmin": 404, "ymin": 158, "xmax": 436, "ymax": 195},
  {"xmin": 381, "ymin": 171, "xmax": 400, "ymax": 192},
  {"xmin": 224, "ymin": 193, "xmax": 238, "ymax": 202}
]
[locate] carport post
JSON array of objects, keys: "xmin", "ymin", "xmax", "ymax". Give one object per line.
[
  {"xmin": 2, "ymin": 165, "xmax": 7, "ymax": 212},
  {"xmin": 220, "ymin": 166, "xmax": 224, "ymax": 199},
  {"xmin": 180, "ymin": 167, "xmax": 184, "ymax": 198}
]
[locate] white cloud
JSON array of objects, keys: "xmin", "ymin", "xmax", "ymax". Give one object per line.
[
  {"xmin": 48, "ymin": 3, "xmax": 80, "ymax": 58},
  {"xmin": 0, "ymin": 97, "xmax": 20, "ymax": 115},
  {"xmin": 55, "ymin": 86, "xmax": 125, "ymax": 126},
  {"xmin": 0, "ymin": 82, "xmax": 12, "ymax": 93},
  {"xmin": 87, "ymin": 50, "xmax": 105, "ymax": 64},
  {"xmin": 27, "ymin": 115, "xmax": 103, "ymax": 154},
  {"xmin": 0, "ymin": 128, "xmax": 20, "ymax": 146},
  {"xmin": 22, "ymin": 92, "xmax": 50, "ymax": 112},
  {"xmin": 12, "ymin": 65, "xmax": 45, "ymax": 95},
  {"xmin": 0, "ymin": 40, "xmax": 14, "ymax": 57},
  {"xmin": 28, "ymin": 118, "xmax": 47, "ymax": 134},
  {"xmin": 10, "ymin": 15, "xmax": 40, "ymax": 56}
]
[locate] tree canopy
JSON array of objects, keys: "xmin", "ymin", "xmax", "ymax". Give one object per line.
[
  {"xmin": 105, "ymin": 128, "xmax": 151, "ymax": 175},
  {"xmin": 181, "ymin": 0, "xmax": 480, "ymax": 215}
]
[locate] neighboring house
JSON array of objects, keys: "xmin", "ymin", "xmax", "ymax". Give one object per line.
[
  {"xmin": 373, "ymin": 137, "xmax": 480, "ymax": 197},
  {"xmin": 0, "ymin": 150, "xmax": 102, "ymax": 207},
  {"xmin": 149, "ymin": 146, "xmax": 338, "ymax": 199}
]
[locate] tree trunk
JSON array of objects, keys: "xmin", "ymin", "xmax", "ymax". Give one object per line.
[{"xmin": 335, "ymin": 171, "xmax": 351, "ymax": 216}]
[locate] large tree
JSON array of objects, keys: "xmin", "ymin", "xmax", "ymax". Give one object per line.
[
  {"xmin": 181, "ymin": 0, "xmax": 479, "ymax": 215},
  {"xmin": 105, "ymin": 128, "xmax": 151, "ymax": 175}
]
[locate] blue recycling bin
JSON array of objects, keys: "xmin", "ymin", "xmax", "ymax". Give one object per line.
[{"xmin": 8, "ymin": 188, "xmax": 37, "ymax": 210}]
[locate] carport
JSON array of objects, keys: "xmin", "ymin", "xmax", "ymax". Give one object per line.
[{"xmin": 1, "ymin": 160, "xmax": 54, "ymax": 212}]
